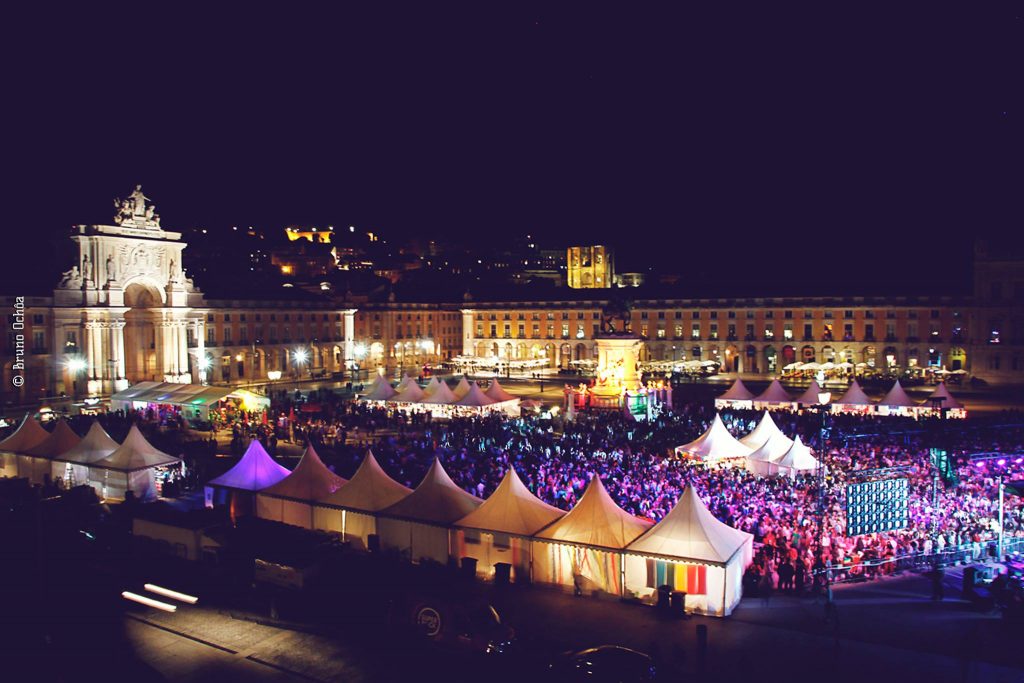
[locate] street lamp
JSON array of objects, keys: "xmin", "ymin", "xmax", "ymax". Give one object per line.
[
  {"xmin": 293, "ymin": 347, "xmax": 309, "ymax": 380},
  {"xmin": 196, "ymin": 354, "xmax": 212, "ymax": 386},
  {"xmin": 816, "ymin": 390, "xmax": 832, "ymax": 603},
  {"xmin": 65, "ymin": 356, "xmax": 87, "ymax": 398}
]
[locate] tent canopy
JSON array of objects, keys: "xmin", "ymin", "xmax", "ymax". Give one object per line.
[
  {"xmin": 535, "ymin": 475, "xmax": 652, "ymax": 550},
  {"xmin": 361, "ymin": 374, "xmax": 397, "ymax": 401},
  {"xmin": 394, "ymin": 380, "xmax": 425, "ymax": 403},
  {"xmin": 93, "ymin": 424, "xmax": 180, "ymax": 472},
  {"xmin": 25, "ymin": 420, "xmax": 81, "ymax": 458},
  {"xmin": 455, "ymin": 382, "xmax": 495, "ymax": 407},
  {"xmin": 928, "ymin": 382, "xmax": 963, "ymax": 410},
  {"xmin": 774, "ymin": 436, "xmax": 820, "ymax": 476},
  {"xmin": 58, "ymin": 421, "xmax": 120, "ymax": 464},
  {"xmin": 207, "ymin": 439, "xmax": 291, "ymax": 491},
  {"xmin": 718, "ymin": 379, "xmax": 755, "ymax": 401},
  {"xmin": 745, "ymin": 429, "xmax": 794, "ymax": 466},
  {"xmin": 794, "ymin": 380, "xmax": 828, "ymax": 405},
  {"xmin": 422, "ymin": 379, "xmax": 457, "ymax": 405},
  {"xmin": 835, "ymin": 379, "xmax": 873, "ymax": 406},
  {"xmin": 738, "ymin": 411, "xmax": 785, "ymax": 450},
  {"xmin": 676, "ymin": 414, "xmax": 753, "ymax": 461},
  {"xmin": 0, "ymin": 414, "xmax": 49, "ymax": 453},
  {"xmin": 111, "ymin": 382, "xmax": 269, "ymax": 410},
  {"xmin": 881, "ymin": 380, "xmax": 917, "ymax": 408},
  {"xmin": 484, "ymin": 378, "xmax": 517, "ymax": 403},
  {"xmin": 456, "ymin": 468, "xmax": 565, "ymax": 536},
  {"xmin": 754, "ymin": 380, "xmax": 792, "ymax": 404},
  {"xmin": 380, "ymin": 458, "xmax": 483, "ymax": 524},
  {"xmin": 318, "ymin": 450, "xmax": 412, "ymax": 511},
  {"xmin": 627, "ymin": 486, "xmax": 753, "ymax": 565},
  {"xmin": 260, "ymin": 444, "xmax": 346, "ymax": 500},
  {"xmin": 421, "ymin": 377, "xmax": 442, "ymax": 399},
  {"xmin": 452, "ymin": 377, "xmax": 472, "ymax": 400}
]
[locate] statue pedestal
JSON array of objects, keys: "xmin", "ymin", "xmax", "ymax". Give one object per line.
[{"xmin": 590, "ymin": 335, "xmax": 644, "ymax": 408}]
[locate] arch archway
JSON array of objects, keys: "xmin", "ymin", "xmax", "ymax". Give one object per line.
[
  {"xmin": 949, "ymin": 346, "xmax": 966, "ymax": 371},
  {"xmin": 781, "ymin": 345, "xmax": 796, "ymax": 365},
  {"xmin": 764, "ymin": 346, "xmax": 777, "ymax": 373},
  {"xmin": 883, "ymin": 346, "xmax": 898, "ymax": 368},
  {"xmin": 123, "ymin": 282, "xmax": 166, "ymax": 382}
]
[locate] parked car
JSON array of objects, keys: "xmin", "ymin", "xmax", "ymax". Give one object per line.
[{"xmin": 547, "ymin": 645, "xmax": 658, "ymax": 682}]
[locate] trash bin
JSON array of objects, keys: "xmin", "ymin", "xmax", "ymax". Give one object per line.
[
  {"xmin": 656, "ymin": 584, "xmax": 672, "ymax": 611},
  {"xmin": 671, "ymin": 591, "xmax": 686, "ymax": 616},
  {"xmin": 461, "ymin": 557, "xmax": 478, "ymax": 580},
  {"xmin": 494, "ymin": 562, "xmax": 511, "ymax": 585}
]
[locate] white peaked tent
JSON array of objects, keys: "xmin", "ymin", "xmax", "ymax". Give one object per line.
[
  {"xmin": 421, "ymin": 378, "xmax": 457, "ymax": 405},
  {"xmin": 91, "ymin": 425, "xmax": 181, "ymax": 501},
  {"xmin": 455, "ymin": 382, "xmax": 495, "ymax": 407},
  {"xmin": 533, "ymin": 475, "xmax": 652, "ymax": 595},
  {"xmin": 794, "ymin": 380, "xmax": 828, "ymax": 406},
  {"xmin": 484, "ymin": 378, "xmax": 517, "ymax": 403},
  {"xmin": 452, "ymin": 376, "xmax": 472, "ymax": 400},
  {"xmin": 674, "ymin": 414, "xmax": 753, "ymax": 461},
  {"xmin": 55, "ymin": 421, "xmax": 119, "ymax": 489},
  {"xmin": 361, "ymin": 373, "xmax": 397, "ymax": 401},
  {"xmin": 744, "ymin": 430, "xmax": 795, "ymax": 477},
  {"xmin": 832, "ymin": 379, "xmax": 874, "ymax": 414},
  {"xmin": 206, "ymin": 440, "xmax": 291, "ymax": 515},
  {"xmin": 0, "ymin": 415, "xmax": 49, "ymax": 478},
  {"xmin": 377, "ymin": 458, "xmax": 483, "ymax": 563},
  {"xmin": 714, "ymin": 379, "xmax": 755, "ymax": 410},
  {"xmin": 313, "ymin": 450, "xmax": 413, "ymax": 549},
  {"xmin": 22, "ymin": 420, "xmax": 81, "ymax": 484},
  {"xmin": 772, "ymin": 436, "xmax": 821, "ymax": 478},
  {"xmin": 878, "ymin": 380, "xmax": 921, "ymax": 416},
  {"xmin": 927, "ymin": 382, "xmax": 966, "ymax": 418},
  {"xmin": 257, "ymin": 444, "xmax": 346, "ymax": 528},
  {"xmin": 394, "ymin": 379, "xmax": 425, "ymax": 403},
  {"xmin": 752, "ymin": 380, "xmax": 794, "ymax": 410},
  {"xmin": 625, "ymin": 486, "xmax": 753, "ymax": 616},
  {"xmin": 738, "ymin": 411, "xmax": 784, "ymax": 450},
  {"xmin": 421, "ymin": 376, "xmax": 442, "ymax": 399},
  {"xmin": 454, "ymin": 468, "xmax": 565, "ymax": 580}
]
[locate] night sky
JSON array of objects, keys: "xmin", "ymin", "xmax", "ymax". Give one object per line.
[{"xmin": 3, "ymin": 6, "xmax": 1020, "ymax": 293}]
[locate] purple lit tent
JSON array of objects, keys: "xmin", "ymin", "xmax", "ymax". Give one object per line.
[{"xmin": 205, "ymin": 439, "xmax": 291, "ymax": 516}]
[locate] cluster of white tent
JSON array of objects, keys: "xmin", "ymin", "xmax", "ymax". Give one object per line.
[
  {"xmin": 714, "ymin": 378, "xmax": 965, "ymax": 418},
  {"xmin": 675, "ymin": 411, "xmax": 822, "ymax": 478},
  {"xmin": 207, "ymin": 441, "xmax": 752, "ymax": 615},
  {"xmin": 0, "ymin": 416, "xmax": 181, "ymax": 501},
  {"xmin": 360, "ymin": 374, "xmax": 521, "ymax": 416}
]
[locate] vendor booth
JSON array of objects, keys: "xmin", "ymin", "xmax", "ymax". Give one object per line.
[
  {"xmin": 831, "ymin": 379, "xmax": 875, "ymax": 415},
  {"xmin": 752, "ymin": 380, "xmax": 796, "ymax": 411},
  {"xmin": 533, "ymin": 475, "xmax": 652, "ymax": 596},
  {"xmin": 313, "ymin": 450, "xmax": 412, "ymax": 549},
  {"xmin": 256, "ymin": 444, "xmax": 346, "ymax": 529},
  {"xmin": 206, "ymin": 439, "xmax": 291, "ymax": 518},
  {"xmin": 111, "ymin": 382, "xmax": 270, "ymax": 423},
  {"xmin": 90, "ymin": 425, "xmax": 181, "ymax": 501},
  {"xmin": 454, "ymin": 468, "xmax": 565, "ymax": 582},
  {"xmin": 54, "ymin": 421, "xmax": 119, "ymax": 490},
  {"xmin": 376, "ymin": 458, "xmax": 483, "ymax": 564},
  {"xmin": 877, "ymin": 380, "xmax": 923, "ymax": 417},
  {"xmin": 925, "ymin": 382, "xmax": 966, "ymax": 418},
  {"xmin": 624, "ymin": 486, "xmax": 753, "ymax": 616},
  {"xmin": 0, "ymin": 415, "xmax": 48, "ymax": 478},
  {"xmin": 674, "ymin": 414, "xmax": 753, "ymax": 462},
  {"xmin": 22, "ymin": 420, "xmax": 81, "ymax": 484},
  {"xmin": 770, "ymin": 436, "xmax": 821, "ymax": 478},
  {"xmin": 713, "ymin": 379, "xmax": 755, "ymax": 410}
]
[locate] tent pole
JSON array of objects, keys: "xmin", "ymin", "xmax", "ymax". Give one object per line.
[{"xmin": 722, "ymin": 561, "xmax": 728, "ymax": 616}]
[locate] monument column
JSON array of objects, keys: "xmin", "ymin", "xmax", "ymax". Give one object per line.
[
  {"xmin": 461, "ymin": 309, "xmax": 475, "ymax": 356},
  {"xmin": 177, "ymin": 321, "xmax": 189, "ymax": 381},
  {"xmin": 343, "ymin": 309, "xmax": 356, "ymax": 368},
  {"xmin": 113, "ymin": 320, "xmax": 127, "ymax": 390},
  {"xmin": 195, "ymin": 319, "xmax": 206, "ymax": 384}
]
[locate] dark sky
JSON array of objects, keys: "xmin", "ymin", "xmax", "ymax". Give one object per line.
[{"xmin": 3, "ymin": 6, "xmax": 1020, "ymax": 292}]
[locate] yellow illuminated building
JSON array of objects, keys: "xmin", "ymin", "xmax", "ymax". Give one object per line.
[{"xmin": 567, "ymin": 246, "xmax": 614, "ymax": 289}]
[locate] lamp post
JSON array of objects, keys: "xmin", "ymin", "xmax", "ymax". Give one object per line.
[
  {"xmin": 816, "ymin": 389, "xmax": 832, "ymax": 602},
  {"xmin": 293, "ymin": 347, "xmax": 309, "ymax": 382}
]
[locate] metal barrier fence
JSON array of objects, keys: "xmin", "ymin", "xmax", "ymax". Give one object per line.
[{"xmin": 811, "ymin": 537, "xmax": 1024, "ymax": 584}]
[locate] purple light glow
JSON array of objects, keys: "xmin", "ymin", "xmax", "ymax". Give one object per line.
[{"xmin": 997, "ymin": 459, "xmax": 1006, "ymax": 466}]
